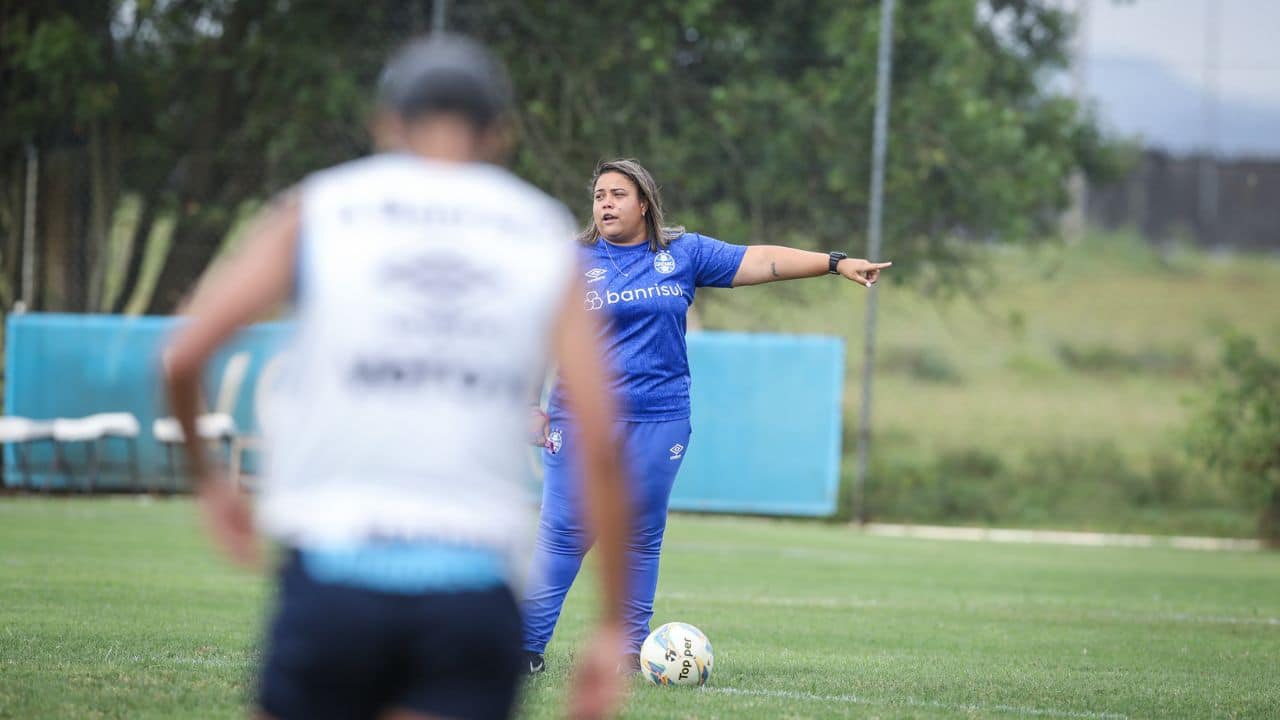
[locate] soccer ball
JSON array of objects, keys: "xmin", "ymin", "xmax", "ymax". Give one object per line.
[{"xmin": 639, "ymin": 622, "xmax": 714, "ymax": 686}]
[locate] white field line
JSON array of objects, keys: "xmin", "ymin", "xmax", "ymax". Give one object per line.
[
  {"xmin": 658, "ymin": 591, "xmax": 1280, "ymax": 628},
  {"xmin": 862, "ymin": 523, "xmax": 1262, "ymax": 552},
  {"xmin": 703, "ymin": 686, "xmax": 1128, "ymax": 720}
]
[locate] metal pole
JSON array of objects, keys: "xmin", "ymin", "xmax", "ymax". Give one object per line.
[
  {"xmin": 1198, "ymin": 0, "xmax": 1220, "ymax": 241},
  {"xmin": 853, "ymin": 0, "xmax": 896, "ymax": 524},
  {"xmin": 1063, "ymin": 0, "xmax": 1090, "ymax": 243},
  {"xmin": 431, "ymin": 0, "xmax": 447, "ymax": 33},
  {"xmin": 22, "ymin": 142, "xmax": 38, "ymax": 310}
]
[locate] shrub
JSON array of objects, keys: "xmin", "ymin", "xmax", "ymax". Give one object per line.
[
  {"xmin": 1055, "ymin": 342, "xmax": 1198, "ymax": 377},
  {"xmin": 859, "ymin": 439, "xmax": 1217, "ymax": 533},
  {"xmin": 1188, "ymin": 334, "xmax": 1280, "ymax": 545},
  {"xmin": 880, "ymin": 346, "xmax": 963, "ymax": 384}
]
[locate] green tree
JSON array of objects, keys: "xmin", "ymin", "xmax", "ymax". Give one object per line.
[
  {"xmin": 2, "ymin": 0, "xmax": 1125, "ymax": 314},
  {"xmin": 475, "ymin": 0, "xmax": 1126, "ymax": 284},
  {"xmin": 1, "ymin": 1, "xmax": 118, "ymax": 311},
  {"xmin": 1190, "ymin": 334, "xmax": 1280, "ymax": 545},
  {"xmin": 1, "ymin": 1, "xmax": 402, "ymax": 313}
]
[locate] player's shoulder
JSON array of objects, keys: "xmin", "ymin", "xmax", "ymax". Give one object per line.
[
  {"xmin": 304, "ymin": 154, "xmax": 571, "ymax": 226},
  {"xmin": 479, "ymin": 165, "xmax": 573, "ymax": 222},
  {"xmin": 308, "ymin": 154, "xmax": 536, "ymax": 197},
  {"xmin": 666, "ymin": 231, "xmax": 715, "ymax": 254},
  {"xmin": 300, "ymin": 155, "xmax": 410, "ymax": 205}
]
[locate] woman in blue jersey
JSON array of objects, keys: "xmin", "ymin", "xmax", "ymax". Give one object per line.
[{"xmin": 523, "ymin": 158, "xmax": 891, "ymax": 673}]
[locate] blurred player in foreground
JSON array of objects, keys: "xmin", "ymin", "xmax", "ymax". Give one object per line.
[{"xmin": 165, "ymin": 34, "xmax": 629, "ymax": 720}]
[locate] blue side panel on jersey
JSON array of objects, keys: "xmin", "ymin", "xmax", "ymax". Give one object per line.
[
  {"xmin": 299, "ymin": 542, "xmax": 505, "ymax": 593},
  {"xmin": 674, "ymin": 332, "xmax": 845, "ymax": 517}
]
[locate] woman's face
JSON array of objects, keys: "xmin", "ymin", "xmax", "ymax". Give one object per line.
[{"xmin": 593, "ymin": 171, "xmax": 647, "ymax": 244}]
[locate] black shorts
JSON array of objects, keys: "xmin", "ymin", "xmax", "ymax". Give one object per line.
[{"xmin": 259, "ymin": 552, "xmax": 522, "ymax": 720}]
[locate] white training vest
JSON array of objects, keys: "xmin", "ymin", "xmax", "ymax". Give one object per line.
[{"xmin": 257, "ymin": 154, "xmax": 576, "ymax": 567}]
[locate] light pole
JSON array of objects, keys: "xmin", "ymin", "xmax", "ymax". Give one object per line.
[
  {"xmin": 853, "ymin": 0, "xmax": 896, "ymax": 524},
  {"xmin": 432, "ymin": 0, "xmax": 447, "ymax": 32}
]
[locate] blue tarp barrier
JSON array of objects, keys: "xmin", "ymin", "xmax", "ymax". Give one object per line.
[
  {"xmin": 4, "ymin": 313, "xmax": 842, "ymax": 516},
  {"xmin": 677, "ymin": 332, "xmax": 845, "ymax": 516}
]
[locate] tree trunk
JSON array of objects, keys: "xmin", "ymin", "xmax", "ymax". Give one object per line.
[
  {"xmin": 87, "ymin": 119, "xmax": 116, "ymax": 312},
  {"xmin": 143, "ymin": 0, "xmax": 265, "ymax": 314},
  {"xmin": 38, "ymin": 146, "xmax": 88, "ymax": 312},
  {"xmin": 1261, "ymin": 485, "xmax": 1280, "ymax": 550},
  {"xmin": 0, "ymin": 154, "xmax": 25, "ymax": 307},
  {"xmin": 69, "ymin": 149, "xmax": 91, "ymax": 312},
  {"xmin": 110, "ymin": 191, "xmax": 158, "ymax": 314},
  {"xmin": 144, "ymin": 208, "xmax": 229, "ymax": 313}
]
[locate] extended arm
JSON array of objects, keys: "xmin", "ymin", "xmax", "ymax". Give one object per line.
[
  {"xmin": 164, "ymin": 193, "xmax": 299, "ymax": 567},
  {"xmin": 732, "ymin": 245, "xmax": 891, "ymax": 287}
]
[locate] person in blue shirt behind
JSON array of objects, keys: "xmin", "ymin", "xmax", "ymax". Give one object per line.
[{"xmin": 522, "ymin": 158, "xmax": 892, "ymax": 674}]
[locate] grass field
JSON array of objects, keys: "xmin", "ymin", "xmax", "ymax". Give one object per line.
[
  {"xmin": 89, "ymin": 225, "xmax": 1280, "ymax": 537},
  {"xmin": 3, "ymin": 498, "xmax": 1278, "ymax": 719},
  {"xmin": 699, "ymin": 234, "xmax": 1280, "ymax": 536}
]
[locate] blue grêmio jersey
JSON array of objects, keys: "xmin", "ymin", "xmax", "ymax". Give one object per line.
[{"xmin": 547, "ymin": 232, "xmax": 747, "ymax": 422}]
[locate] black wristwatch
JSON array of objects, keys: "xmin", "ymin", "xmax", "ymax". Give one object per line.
[{"xmin": 828, "ymin": 251, "xmax": 848, "ymax": 274}]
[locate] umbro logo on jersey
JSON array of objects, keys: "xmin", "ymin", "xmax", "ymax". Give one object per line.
[
  {"xmin": 669, "ymin": 443, "xmax": 684, "ymax": 460},
  {"xmin": 546, "ymin": 428, "xmax": 564, "ymax": 455},
  {"xmin": 585, "ymin": 267, "xmax": 608, "ymax": 283}
]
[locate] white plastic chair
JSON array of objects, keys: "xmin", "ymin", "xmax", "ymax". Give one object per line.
[
  {"xmin": 91, "ymin": 412, "xmax": 141, "ymax": 438},
  {"xmin": 152, "ymin": 413, "xmax": 239, "ymax": 444},
  {"xmin": 52, "ymin": 418, "xmax": 103, "ymax": 492},
  {"xmin": 0, "ymin": 417, "xmax": 55, "ymax": 490},
  {"xmin": 51, "ymin": 412, "xmax": 142, "ymax": 492},
  {"xmin": 154, "ymin": 352, "xmax": 249, "ymax": 490},
  {"xmin": 89, "ymin": 412, "xmax": 141, "ymax": 490},
  {"xmin": 229, "ymin": 351, "xmax": 289, "ymax": 492},
  {"xmin": 153, "ymin": 414, "xmax": 240, "ymax": 491}
]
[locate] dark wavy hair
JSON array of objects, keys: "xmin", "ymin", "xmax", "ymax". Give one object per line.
[{"xmin": 577, "ymin": 159, "xmax": 685, "ymax": 251}]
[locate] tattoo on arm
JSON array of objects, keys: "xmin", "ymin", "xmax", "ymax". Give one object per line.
[{"xmin": 770, "ymin": 261, "xmax": 780, "ymax": 279}]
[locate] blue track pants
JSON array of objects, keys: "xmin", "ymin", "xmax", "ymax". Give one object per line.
[{"xmin": 521, "ymin": 417, "xmax": 691, "ymax": 654}]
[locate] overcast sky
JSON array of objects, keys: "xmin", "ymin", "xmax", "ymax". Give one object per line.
[
  {"xmin": 1077, "ymin": 0, "xmax": 1280, "ymax": 155},
  {"xmin": 1085, "ymin": 0, "xmax": 1280, "ymax": 108}
]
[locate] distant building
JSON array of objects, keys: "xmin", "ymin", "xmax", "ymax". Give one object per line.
[{"xmin": 1088, "ymin": 151, "xmax": 1280, "ymax": 252}]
